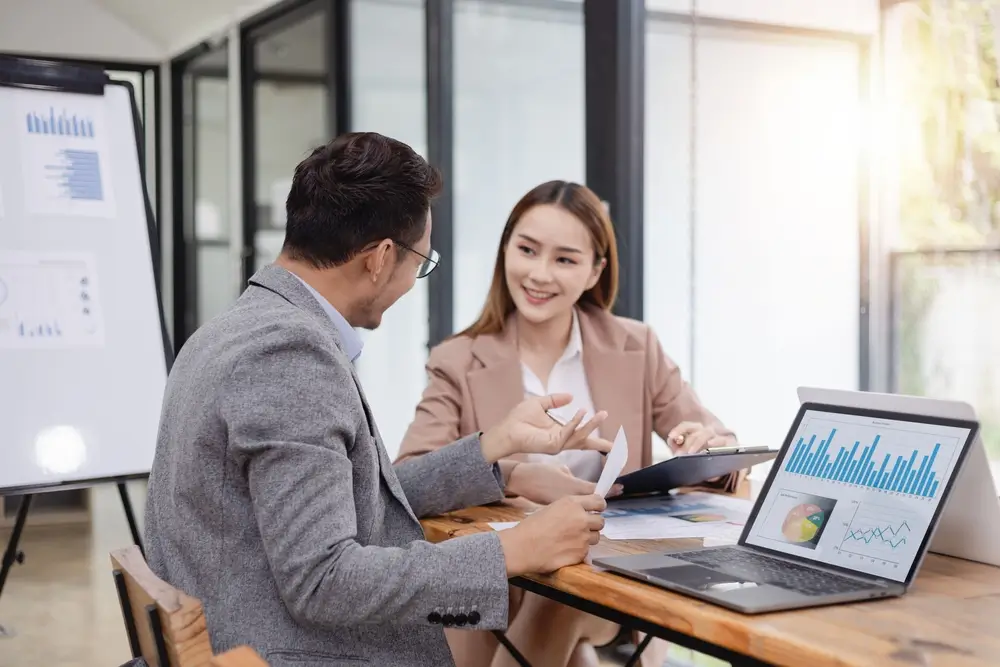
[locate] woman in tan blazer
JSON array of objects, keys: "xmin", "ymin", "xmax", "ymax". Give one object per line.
[{"xmin": 396, "ymin": 180, "xmax": 742, "ymax": 667}]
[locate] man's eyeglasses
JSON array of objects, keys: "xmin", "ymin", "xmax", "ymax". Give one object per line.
[{"xmin": 396, "ymin": 243, "xmax": 440, "ymax": 279}]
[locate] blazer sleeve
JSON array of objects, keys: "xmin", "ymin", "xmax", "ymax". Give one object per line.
[
  {"xmin": 394, "ymin": 342, "xmax": 465, "ymax": 463},
  {"xmin": 221, "ymin": 327, "xmax": 509, "ymax": 630},
  {"xmin": 645, "ymin": 325, "xmax": 744, "ymax": 493}
]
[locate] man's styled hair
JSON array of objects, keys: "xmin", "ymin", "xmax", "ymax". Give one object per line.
[{"xmin": 282, "ymin": 132, "xmax": 442, "ymax": 268}]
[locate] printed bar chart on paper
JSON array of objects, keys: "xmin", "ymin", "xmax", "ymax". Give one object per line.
[
  {"xmin": 782, "ymin": 420, "xmax": 956, "ymax": 499},
  {"xmin": 15, "ymin": 89, "xmax": 116, "ymax": 217},
  {"xmin": 25, "ymin": 107, "xmax": 96, "ymax": 138}
]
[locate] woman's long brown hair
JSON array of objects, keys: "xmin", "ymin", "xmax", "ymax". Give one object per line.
[{"xmin": 456, "ymin": 180, "xmax": 619, "ymax": 339}]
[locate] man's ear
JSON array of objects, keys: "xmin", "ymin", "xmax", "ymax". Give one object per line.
[{"xmin": 364, "ymin": 240, "xmax": 394, "ymax": 283}]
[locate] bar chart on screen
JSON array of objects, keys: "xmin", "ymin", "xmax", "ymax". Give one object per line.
[{"xmin": 782, "ymin": 416, "xmax": 960, "ymax": 501}]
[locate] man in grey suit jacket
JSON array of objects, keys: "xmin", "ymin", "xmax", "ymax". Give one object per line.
[{"xmin": 144, "ymin": 132, "xmax": 610, "ymax": 666}]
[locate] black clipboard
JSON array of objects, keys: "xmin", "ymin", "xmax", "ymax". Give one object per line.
[{"xmin": 613, "ymin": 447, "xmax": 778, "ymax": 498}]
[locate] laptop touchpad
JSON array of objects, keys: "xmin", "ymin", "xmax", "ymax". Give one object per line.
[{"xmin": 644, "ymin": 565, "xmax": 759, "ymax": 592}]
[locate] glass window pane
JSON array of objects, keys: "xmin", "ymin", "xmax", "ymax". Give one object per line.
[
  {"xmin": 197, "ymin": 244, "xmax": 234, "ymax": 325},
  {"xmin": 453, "ymin": 0, "xmax": 585, "ymax": 331},
  {"xmin": 250, "ymin": 7, "xmax": 329, "ymax": 270},
  {"xmin": 350, "ymin": 0, "xmax": 428, "ymax": 459},
  {"xmin": 644, "ymin": 21, "xmax": 863, "ymax": 466},
  {"xmin": 183, "ymin": 46, "xmax": 236, "ymax": 332}
]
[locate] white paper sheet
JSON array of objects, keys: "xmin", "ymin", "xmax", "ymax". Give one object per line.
[
  {"xmin": 15, "ymin": 89, "xmax": 117, "ymax": 219},
  {"xmin": 488, "ymin": 522, "xmax": 518, "ymax": 531},
  {"xmin": 595, "ymin": 426, "xmax": 629, "ymax": 497},
  {"xmin": 0, "ymin": 250, "xmax": 105, "ymax": 348}
]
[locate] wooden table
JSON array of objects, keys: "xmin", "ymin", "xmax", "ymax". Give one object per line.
[{"xmin": 421, "ymin": 501, "xmax": 1000, "ymax": 667}]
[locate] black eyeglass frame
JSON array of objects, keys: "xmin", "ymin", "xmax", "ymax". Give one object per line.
[{"xmin": 396, "ymin": 242, "xmax": 440, "ymax": 279}]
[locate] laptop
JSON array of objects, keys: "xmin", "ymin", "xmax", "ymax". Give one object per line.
[
  {"xmin": 797, "ymin": 386, "xmax": 1000, "ymax": 568},
  {"xmin": 594, "ymin": 401, "xmax": 980, "ymax": 613}
]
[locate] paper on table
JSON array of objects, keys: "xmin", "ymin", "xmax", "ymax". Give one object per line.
[
  {"xmin": 595, "ymin": 426, "xmax": 628, "ymax": 498},
  {"xmin": 488, "ymin": 522, "xmax": 518, "ymax": 531},
  {"xmin": 599, "ymin": 492, "xmax": 752, "ymax": 540}
]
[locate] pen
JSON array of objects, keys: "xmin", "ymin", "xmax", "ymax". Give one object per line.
[{"xmin": 546, "ymin": 409, "xmax": 569, "ymax": 426}]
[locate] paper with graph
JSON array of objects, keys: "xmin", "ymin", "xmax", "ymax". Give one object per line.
[
  {"xmin": 15, "ymin": 88, "xmax": 117, "ymax": 218},
  {"xmin": 0, "ymin": 250, "xmax": 105, "ymax": 349}
]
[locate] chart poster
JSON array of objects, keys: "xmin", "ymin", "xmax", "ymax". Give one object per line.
[
  {"xmin": 0, "ymin": 250, "xmax": 105, "ymax": 349},
  {"xmin": 14, "ymin": 89, "xmax": 117, "ymax": 219}
]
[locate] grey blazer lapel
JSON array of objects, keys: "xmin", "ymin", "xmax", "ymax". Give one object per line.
[
  {"xmin": 347, "ymin": 364, "xmax": 419, "ymax": 524},
  {"xmin": 248, "ymin": 264, "xmax": 347, "ymax": 352}
]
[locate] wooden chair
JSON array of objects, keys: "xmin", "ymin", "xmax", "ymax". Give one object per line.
[{"xmin": 110, "ymin": 545, "xmax": 213, "ymax": 667}]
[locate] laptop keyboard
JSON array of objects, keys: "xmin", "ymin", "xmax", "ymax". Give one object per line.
[{"xmin": 668, "ymin": 547, "xmax": 879, "ymax": 596}]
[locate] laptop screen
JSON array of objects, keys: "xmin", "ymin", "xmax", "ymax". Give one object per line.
[{"xmin": 742, "ymin": 406, "xmax": 975, "ymax": 583}]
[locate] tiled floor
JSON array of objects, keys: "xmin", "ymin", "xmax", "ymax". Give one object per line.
[{"xmin": 0, "ymin": 482, "xmax": 146, "ymax": 667}]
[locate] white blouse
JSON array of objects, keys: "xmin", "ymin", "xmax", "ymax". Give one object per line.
[{"xmin": 520, "ymin": 309, "xmax": 603, "ymax": 482}]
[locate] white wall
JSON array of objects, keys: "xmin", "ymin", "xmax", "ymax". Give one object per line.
[{"xmin": 0, "ymin": 0, "xmax": 164, "ymax": 61}]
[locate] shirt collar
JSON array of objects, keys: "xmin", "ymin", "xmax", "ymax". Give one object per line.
[
  {"xmin": 558, "ymin": 308, "xmax": 584, "ymax": 363},
  {"xmin": 290, "ymin": 273, "xmax": 364, "ymax": 363}
]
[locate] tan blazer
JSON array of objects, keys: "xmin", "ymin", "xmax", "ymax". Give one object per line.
[{"xmin": 397, "ymin": 305, "xmax": 742, "ymax": 492}]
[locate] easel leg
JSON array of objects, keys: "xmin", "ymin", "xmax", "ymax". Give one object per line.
[
  {"xmin": 0, "ymin": 495, "xmax": 33, "ymax": 638},
  {"xmin": 117, "ymin": 483, "xmax": 144, "ymax": 557}
]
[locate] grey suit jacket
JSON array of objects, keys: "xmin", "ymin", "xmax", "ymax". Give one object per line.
[{"xmin": 143, "ymin": 265, "xmax": 510, "ymax": 667}]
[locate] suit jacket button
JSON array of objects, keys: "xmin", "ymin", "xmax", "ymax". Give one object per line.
[
  {"xmin": 442, "ymin": 613, "xmax": 455, "ymax": 627},
  {"xmin": 468, "ymin": 611, "xmax": 481, "ymax": 626},
  {"xmin": 427, "ymin": 612, "xmax": 441, "ymax": 624},
  {"xmin": 455, "ymin": 613, "xmax": 468, "ymax": 626}
]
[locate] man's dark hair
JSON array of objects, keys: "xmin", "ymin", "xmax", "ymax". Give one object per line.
[{"xmin": 282, "ymin": 132, "xmax": 442, "ymax": 268}]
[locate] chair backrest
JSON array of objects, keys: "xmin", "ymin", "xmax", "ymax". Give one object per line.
[
  {"xmin": 110, "ymin": 545, "xmax": 213, "ymax": 667},
  {"xmin": 209, "ymin": 647, "xmax": 269, "ymax": 667}
]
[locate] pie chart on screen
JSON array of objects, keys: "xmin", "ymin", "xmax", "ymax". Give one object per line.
[{"xmin": 782, "ymin": 503, "xmax": 826, "ymax": 544}]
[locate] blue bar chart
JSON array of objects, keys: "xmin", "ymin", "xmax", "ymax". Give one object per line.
[
  {"xmin": 26, "ymin": 107, "xmax": 96, "ymax": 138},
  {"xmin": 52, "ymin": 150, "xmax": 104, "ymax": 201},
  {"xmin": 784, "ymin": 427, "xmax": 943, "ymax": 499}
]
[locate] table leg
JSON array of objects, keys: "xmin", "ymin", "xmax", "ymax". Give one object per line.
[
  {"xmin": 492, "ymin": 631, "xmax": 534, "ymax": 667},
  {"xmin": 623, "ymin": 634, "xmax": 652, "ymax": 667}
]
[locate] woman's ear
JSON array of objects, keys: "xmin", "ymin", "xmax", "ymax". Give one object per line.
[{"xmin": 585, "ymin": 257, "xmax": 607, "ymax": 290}]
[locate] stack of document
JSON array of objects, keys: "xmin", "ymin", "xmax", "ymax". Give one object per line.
[
  {"xmin": 599, "ymin": 492, "xmax": 751, "ymax": 541},
  {"xmin": 489, "ymin": 492, "xmax": 752, "ymax": 541},
  {"xmin": 487, "ymin": 428, "xmax": 754, "ymax": 541}
]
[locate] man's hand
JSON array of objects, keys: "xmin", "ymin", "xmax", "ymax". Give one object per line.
[
  {"xmin": 480, "ymin": 393, "xmax": 612, "ymax": 463},
  {"xmin": 498, "ymin": 494, "xmax": 606, "ymax": 576},
  {"xmin": 666, "ymin": 421, "xmax": 734, "ymax": 454},
  {"xmin": 507, "ymin": 462, "xmax": 622, "ymax": 505}
]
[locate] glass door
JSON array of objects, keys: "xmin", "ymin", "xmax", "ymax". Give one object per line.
[
  {"xmin": 174, "ymin": 43, "xmax": 234, "ymax": 348},
  {"xmin": 242, "ymin": 0, "xmax": 334, "ymax": 283}
]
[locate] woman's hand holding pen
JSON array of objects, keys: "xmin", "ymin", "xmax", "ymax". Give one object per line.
[
  {"xmin": 479, "ymin": 393, "xmax": 613, "ymax": 462},
  {"xmin": 667, "ymin": 421, "xmax": 734, "ymax": 454}
]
